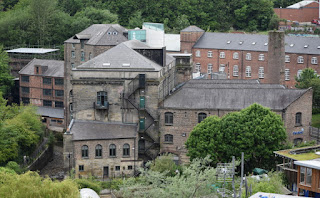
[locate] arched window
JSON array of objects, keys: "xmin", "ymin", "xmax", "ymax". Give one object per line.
[
  {"xmin": 165, "ymin": 112, "xmax": 173, "ymax": 125},
  {"xmin": 89, "ymin": 52, "xmax": 92, "ymax": 60},
  {"xmin": 295, "ymin": 112, "xmax": 302, "ymax": 126},
  {"xmin": 233, "ymin": 65, "xmax": 239, "ymax": 77},
  {"xmin": 220, "ymin": 52, "xmax": 225, "ymax": 59},
  {"xmin": 195, "ymin": 50, "xmax": 201, "ymax": 57},
  {"xmin": 109, "ymin": 144, "xmax": 116, "ymax": 157},
  {"xmin": 198, "ymin": 113, "xmax": 207, "ymax": 123},
  {"xmin": 164, "ymin": 134, "xmax": 173, "ymax": 143},
  {"xmin": 81, "ymin": 145, "xmax": 88, "ymax": 158},
  {"xmin": 246, "ymin": 53, "xmax": 251, "ymax": 60},
  {"xmin": 70, "ymin": 90, "xmax": 73, "ymax": 97},
  {"xmin": 123, "ymin": 144, "xmax": 130, "ymax": 156},
  {"xmin": 233, "ymin": 52, "xmax": 239, "ymax": 59},
  {"xmin": 95, "ymin": 144, "xmax": 102, "ymax": 158},
  {"xmin": 285, "ymin": 55, "xmax": 290, "ymax": 63},
  {"xmin": 297, "ymin": 56, "xmax": 304, "ymax": 64}
]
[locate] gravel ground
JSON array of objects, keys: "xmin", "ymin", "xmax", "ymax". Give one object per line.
[{"xmin": 39, "ymin": 145, "xmax": 65, "ymax": 179}]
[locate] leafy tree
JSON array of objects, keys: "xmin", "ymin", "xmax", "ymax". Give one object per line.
[
  {"xmin": 149, "ymin": 153, "xmax": 180, "ymax": 176},
  {"xmin": 128, "ymin": 11, "xmax": 144, "ymax": 29},
  {"xmin": 0, "ymin": 46, "xmax": 13, "ymax": 97},
  {"xmin": 74, "ymin": 7, "xmax": 118, "ymax": 25},
  {"xmin": 273, "ymin": 0, "xmax": 300, "ymax": 8},
  {"xmin": 186, "ymin": 103, "xmax": 287, "ymax": 171}
]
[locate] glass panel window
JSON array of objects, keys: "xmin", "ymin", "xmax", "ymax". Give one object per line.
[
  {"xmin": 81, "ymin": 51, "xmax": 85, "ymax": 61},
  {"xmin": 285, "ymin": 69, "xmax": 290, "ymax": 81},
  {"xmin": 195, "ymin": 63, "xmax": 201, "ymax": 73},
  {"xmin": 82, "ymin": 145, "xmax": 88, "ymax": 158},
  {"xmin": 207, "ymin": 51, "xmax": 212, "ymax": 58},
  {"xmin": 298, "ymin": 56, "xmax": 304, "ymax": 64},
  {"xmin": 43, "ymin": 100, "xmax": 52, "ymax": 107},
  {"xmin": 246, "ymin": 53, "xmax": 251, "ymax": 60},
  {"xmin": 21, "ymin": 87, "xmax": 30, "ymax": 93},
  {"xmin": 128, "ymin": 165, "xmax": 133, "ymax": 170},
  {"xmin": 123, "ymin": 144, "xmax": 130, "ymax": 156},
  {"xmin": 164, "ymin": 134, "xmax": 173, "ymax": 143},
  {"xmin": 71, "ymin": 63, "xmax": 75, "ymax": 69},
  {"xmin": 115, "ymin": 166, "xmax": 120, "ymax": 171},
  {"xmin": 71, "ymin": 51, "xmax": 75, "ymax": 58},
  {"xmin": 55, "ymin": 78, "xmax": 63, "ymax": 85},
  {"xmin": 79, "ymin": 165, "xmax": 84, "ymax": 172},
  {"xmin": 55, "ymin": 90, "xmax": 64, "ymax": 97},
  {"xmin": 165, "ymin": 112, "xmax": 173, "ymax": 125},
  {"xmin": 89, "ymin": 52, "xmax": 92, "ymax": 60},
  {"xmin": 259, "ymin": 54, "xmax": 265, "ymax": 61},
  {"xmin": 306, "ymin": 168, "xmax": 312, "ymax": 186},
  {"xmin": 208, "ymin": 64, "xmax": 213, "ymax": 74},
  {"xmin": 219, "ymin": 64, "xmax": 225, "ymax": 72},
  {"xmin": 295, "ymin": 112, "xmax": 302, "ymax": 126},
  {"xmin": 22, "ymin": 97, "xmax": 30, "ymax": 104},
  {"xmin": 21, "ymin": 76, "xmax": 29, "ymax": 82},
  {"xmin": 55, "ymin": 101, "xmax": 63, "ymax": 108},
  {"xmin": 233, "ymin": 65, "xmax": 239, "ymax": 77},
  {"xmin": 109, "ymin": 144, "xmax": 116, "ymax": 157},
  {"xmin": 233, "ymin": 52, "xmax": 239, "ymax": 59},
  {"xmin": 285, "ymin": 55, "xmax": 290, "ymax": 63},
  {"xmin": 198, "ymin": 113, "xmax": 207, "ymax": 123},
  {"xmin": 246, "ymin": 66, "xmax": 251, "ymax": 77},
  {"xmin": 300, "ymin": 167, "xmax": 305, "ymax": 184},
  {"xmin": 195, "ymin": 50, "xmax": 200, "ymax": 57},
  {"xmin": 220, "ymin": 52, "xmax": 225, "ymax": 59},
  {"xmin": 81, "ymin": 40, "xmax": 85, "ymax": 49},
  {"xmin": 259, "ymin": 67, "xmax": 264, "ymax": 79},
  {"xmin": 311, "ymin": 57, "xmax": 318, "ymax": 65},
  {"xmin": 95, "ymin": 144, "xmax": 102, "ymax": 158},
  {"xmin": 43, "ymin": 89, "xmax": 52, "ymax": 96},
  {"xmin": 297, "ymin": 70, "xmax": 303, "ymax": 79},
  {"xmin": 97, "ymin": 91, "xmax": 108, "ymax": 106},
  {"xmin": 43, "ymin": 78, "xmax": 51, "ymax": 85}
]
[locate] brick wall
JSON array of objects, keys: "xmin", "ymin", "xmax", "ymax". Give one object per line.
[
  {"xmin": 180, "ymin": 31, "xmax": 204, "ymax": 53},
  {"xmin": 274, "ymin": 3, "xmax": 319, "ymax": 22}
]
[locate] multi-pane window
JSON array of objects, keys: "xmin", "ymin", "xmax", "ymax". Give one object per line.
[
  {"xmin": 81, "ymin": 51, "xmax": 85, "ymax": 61},
  {"xmin": 115, "ymin": 166, "xmax": 120, "ymax": 171},
  {"xmin": 43, "ymin": 78, "xmax": 51, "ymax": 84},
  {"xmin": 21, "ymin": 76, "xmax": 29, "ymax": 82},
  {"xmin": 246, "ymin": 53, "xmax": 251, "ymax": 60},
  {"xmin": 95, "ymin": 144, "xmax": 102, "ymax": 158},
  {"xmin": 297, "ymin": 70, "xmax": 303, "ymax": 79},
  {"xmin": 79, "ymin": 165, "xmax": 84, "ymax": 172},
  {"xmin": 55, "ymin": 78, "xmax": 64, "ymax": 85},
  {"xmin": 71, "ymin": 51, "xmax": 75, "ymax": 58},
  {"xmin": 285, "ymin": 55, "xmax": 290, "ymax": 63},
  {"xmin": 233, "ymin": 52, "xmax": 239, "ymax": 59},
  {"xmin": 164, "ymin": 134, "xmax": 173, "ymax": 143},
  {"xmin": 208, "ymin": 64, "xmax": 213, "ymax": 74},
  {"xmin": 311, "ymin": 57, "xmax": 318, "ymax": 64},
  {"xmin": 306, "ymin": 168, "xmax": 312, "ymax": 186},
  {"xmin": 285, "ymin": 69, "xmax": 290, "ymax": 81},
  {"xmin": 165, "ymin": 112, "xmax": 173, "ymax": 125},
  {"xmin": 296, "ymin": 112, "xmax": 302, "ymax": 126},
  {"xmin": 220, "ymin": 52, "xmax": 225, "ymax": 59},
  {"xmin": 233, "ymin": 65, "xmax": 239, "ymax": 77},
  {"xmin": 198, "ymin": 113, "xmax": 207, "ymax": 123},
  {"xmin": 246, "ymin": 66, "xmax": 251, "ymax": 77},
  {"xmin": 128, "ymin": 165, "xmax": 133, "ymax": 170},
  {"xmin": 22, "ymin": 97, "xmax": 30, "ymax": 104},
  {"xmin": 97, "ymin": 91, "xmax": 108, "ymax": 106},
  {"xmin": 109, "ymin": 144, "xmax": 116, "ymax": 157},
  {"xmin": 297, "ymin": 56, "xmax": 304, "ymax": 64},
  {"xmin": 55, "ymin": 90, "xmax": 64, "ymax": 97},
  {"xmin": 259, "ymin": 54, "xmax": 265, "ymax": 61},
  {"xmin": 123, "ymin": 144, "xmax": 130, "ymax": 156},
  {"xmin": 21, "ymin": 87, "xmax": 30, "ymax": 93},
  {"xmin": 195, "ymin": 63, "xmax": 201, "ymax": 73},
  {"xmin": 81, "ymin": 145, "xmax": 88, "ymax": 158},
  {"xmin": 43, "ymin": 100, "xmax": 52, "ymax": 107},
  {"xmin": 43, "ymin": 89, "xmax": 52, "ymax": 96},
  {"xmin": 195, "ymin": 50, "xmax": 200, "ymax": 57},
  {"xmin": 219, "ymin": 64, "xmax": 225, "ymax": 72},
  {"xmin": 207, "ymin": 51, "xmax": 212, "ymax": 58},
  {"xmin": 300, "ymin": 167, "xmax": 305, "ymax": 184},
  {"xmin": 55, "ymin": 101, "xmax": 63, "ymax": 108},
  {"xmin": 258, "ymin": 67, "xmax": 264, "ymax": 79}
]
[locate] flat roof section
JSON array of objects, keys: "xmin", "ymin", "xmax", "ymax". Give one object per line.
[
  {"xmin": 37, "ymin": 107, "xmax": 64, "ymax": 119},
  {"xmin": 7, "ymin": 48, "xmax": 59, "ymax": 54}
]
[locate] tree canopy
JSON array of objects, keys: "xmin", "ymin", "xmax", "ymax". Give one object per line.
[
  {"xmin": 0, "ymin": 46, "xmax": 13, "ymax": 97},
  {"xmin": 185, "ymin": 103, "xmax": 287, "ymax": 171}
]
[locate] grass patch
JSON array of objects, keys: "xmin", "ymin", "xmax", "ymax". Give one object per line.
[{"xmin": 312, "ymin": 114, "xmax": 320, "ymax": 128}]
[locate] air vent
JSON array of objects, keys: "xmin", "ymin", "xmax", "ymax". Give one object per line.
[
  {"xmin": 264, "ymin": 43, "xmax": 268, "ymax": 46},
  {"xmin": 227, "ymin": 41, "xmax": 231, "ymax": 44},
  {"xmin": 252, "ymin": 42, "xmax": 256, "ymax": 45},
  {"xmin": 122, "ymin": 63, "xmax": 130, "ymax": 67},
  {"xmin": 290, "ymin": 44, "xmax": 294, "ymax": 47},
  {"xmin": 102, "ymin": 63, "xmax": 110, "ymax": 67}
]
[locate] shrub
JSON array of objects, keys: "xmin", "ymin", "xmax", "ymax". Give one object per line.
[
  {"xmin": 75, "ymin": 178, "xmax": 102, "ymax": 194},
  {"xmin": 5, "ymin": 161, "xmax": 23, "ymax": 174}
]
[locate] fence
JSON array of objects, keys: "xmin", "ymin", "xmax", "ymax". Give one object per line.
[{"xmin": 310, "ymin": 126, "xmax": 320, "ymax": 143}]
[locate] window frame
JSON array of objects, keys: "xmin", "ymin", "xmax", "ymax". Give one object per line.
[
  {"xmin": 55, "ymin": 90, "xmax": 64, "ymax": 97},
  {"xmin": 43, "ymin": 89, "xmax": 52, "ymax": 96},
  {"xmin": 109, "ymin": 144, "xmax": 116, "ymax": 157},
  {"xmin": 207, "ymin": 64, "xmax": 213, "ymax": 74},
  {"xmin": 81, "ymin": 145, "xmax": 89, "ymax": 158},
  {"xmin": 43, "ymin": 77, "xmax": 52, "ymax": 85},
  {"xmin": 97, "ymin": 91, "xmax": 108, "ymax": 106},
  {"xmin": 297, "ymin": 56, "xmax": 304, "ymax": 64},
  {"xmin": 21, "ymin": 87, "xmax": 30, "ymax": 94},
  {"xmin": 79, "ymin": 165, "xmax": 84, "ymax": 172},
  {"xmin": 198, "ymin": 112, "xmax": 207, "ymax": 123},
  {"xmin": 285, "ymin": 55, "xmax": 290, "ymax": 63},
  {"xmin": 55, "ymin": 78, "xmax": 64, "ymax": 85},
  {"xmin": 164, "ymin": 134, "xmax": 173, "ymax": 143},
  {"xmin": 21, "ymin": 76, "xmax": 29, "ymax": 83},
  {"xmin": 195, "ymin": 50, "xmax": 201, "ymax": 57},
  {"xmin": 259, "ymin": 54, "xmax": 265, "ymax": 61},
  {"xmin": 246, "ymin": 53, "xmax": 251, "ymax": 60},
  {"xmin": 81, "ymin": 51, "xmax": 85, "ymax": 61},
  {"xmin": 258, "ymin": 67, "xmax": 264, "ymax": 79},
  {"xmin": 123, "ymin": 143, "xmax": 130, "ymax": 157},
  {"xmin": 55, "ymin": 101, "xmax": 63, "ymax": 108},
  {"xmin": 71, "ymin": 51, "xmax": 75, "ymax": 58},
  {"xmin": 43, "ymin": 100, "xmax": 52, "ymax": 107},
  {"xmin": 165, "ymin": 112, "xmax": 173, "ymax": 126},
  {"xmin": 195, "ymin": 63, "xmax": 201, "ymax": 73},
  {"xmin": 207, "ymin": 51, "xmax": 213, "ymax": 58},
  {"xmin": 220, "ymin": 52, "xmax": 225, "ymax": 59},
  {"xmin": 95, "ymin": 144, "xmax": 102, "ymax": 158},
  {"xmin": 233, "ymin": 52, "xmax": 239, "ymax": 60},
  {"xmin": 285, "ymin": 69, "xmax": 290, "ymax": 81},
  {"xmin": 246, "ymin": 66, "xmax": 251, "ymax": 77},
  {"xmin": 233, "ymin": 65, "xmax": 239, "ymax": 77},
  {"xmin": 311, "ymin": 57, "xmax": 318, "ymax": 65},
  {"xmin": 306, "ymin": 168, "xmax": 312, "ymax": 186},
  {"xmin": 22, "ymin": 97, "xmax": 30, "ymax": 104},
  {"xmin": 300, "ymin": 166, "xmax": 305, "ymax": 184},
  {"xmin": 295, "ymin": 112, "xmax": 302, "ymax": 126}
]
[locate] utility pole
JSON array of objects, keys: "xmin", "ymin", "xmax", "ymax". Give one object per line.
[{"xmin": 239, "ymin": 152, "xmax": 244, "ymax": 198}]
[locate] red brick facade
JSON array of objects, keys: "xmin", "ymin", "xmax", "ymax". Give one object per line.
[{"xmin": 274, "ymin": 2, "xmax": 319, "ymax": 22}]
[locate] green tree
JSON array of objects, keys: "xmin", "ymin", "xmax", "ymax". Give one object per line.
[
  {"xmin": 186, "ymin": 103, "xmax": 287, "ymax": 171},
  {"xmin": 0, "ymin": 46, "xmax": 13, "ymax": 97},
  {"xmin": 73, "ymin": 7, "xmax": 118, "ymax": 25},
  {"xmin": 149, "ymin": 153, "xmax": 180, "ymax": 176},
  {"xmin": 128, "ymin": 11, "xmax": 144, "ymax": 29}
]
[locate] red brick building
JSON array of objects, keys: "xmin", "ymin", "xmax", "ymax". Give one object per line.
[{"xmin": 19, "ymin": 59, "xmax": 65, "ymax": 131}]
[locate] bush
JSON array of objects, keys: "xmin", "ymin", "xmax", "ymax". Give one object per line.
[
  {"xmin": 149, "ymin": 153, "xmax": 180, "ymax": 176},
  {"xmin": 75, "ymin": 178, "xmax": 102, "ymax": 194},
  {"xmin": 5, "ymin": 161, "xmax": 23, "ymax": 174},
  {"xmin": 313, "ymin": 108, "xmax": 320, "ymax": 114},
  {"xmin": 101, "ymin": 178, "xmax": 124, "ymax": 190}
]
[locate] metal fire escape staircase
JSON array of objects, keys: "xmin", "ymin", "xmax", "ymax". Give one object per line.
[{"xmin": 124, "ymin": 74, "xmax": 159, "ymax": 160}]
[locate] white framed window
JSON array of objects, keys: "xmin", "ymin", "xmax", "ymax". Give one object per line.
[
  {"xmin": 297, "ymin": 70, "xmax": 303, "ymax": 79},
  {"xmin": 246, "ymin": 53, "xmax": 251, "ymax": 60},
  {"xmin": 195, "ymin": 63, "xmax": 201, "ymax": 73},
  {"xmin": 285, "ymin": 69, "xmax": 290, "ymax": 80},
  {"xmin": 233, "ymin": 52, "xmax": 239, "ymax": 59},
  {"xmin": 311, "ymin": 57, "xmax": 318, "ymax": 65},
  {"xmin": 259, "ymin": 54, "xmax": 265, "ymax": 61},
  {"xmin": 219, "ymin": 64, "xmax": 225, "ymax": 72},
  {"xmin": 246, "ymin": 66, "xmax": 251, "ymax": 77},
  {"xmin": 196, "ymin": 50, "xmax": 201, "ymax": 57},
  {"xmin": 258, "ymin": 67, "xmax": 264, "ymax": 79},
  {"xmin": 220, "ymin": 52, "xmax": 225, "ymax": 59},
  {"xmin": 297, "ymin": 56, "xmax": 304, "ymax": 64},
  {"xmin": 208, "ymin": 64, "xmax": 213, "ymax": 74},
  {"xmin": 207, "ymin": 51, "xmax": 212, "ymax": 58},
  {"xmin": 285, "ymin": 55, "xmax": 290, "ymax": 63},
  {"xmin": 233, "ymin": 65, "xmax": 239, "ymax": 77}
]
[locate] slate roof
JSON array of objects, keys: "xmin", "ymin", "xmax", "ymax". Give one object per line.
[
  {"xmin": 37, "ymin": 107, "xmax": 64, "ymax": 119},
  {"xmin": 163, "ymin": 79, "xmax": 309, "ymax": 110},
  {"xmin": 65, "ymin": 24, "xmax": 128, "ymax": 46},
  {"xmin": 71, "ymin": 120, "xmax": 137, "ymax": 141},
  {"xmin": 181, "ymin": 25, "xmax": 204, "ymax": 32},
  {"xmin": 193, "ymin": 32, "xmax": 320, "ymax": 55},
  {"xmin": 7, "ymin": 48, "xmax": 59, "ymax": 54},
  {"xmin": 19, "ymin": 59, "xmax": 64, "ymax": 77},
  {"xmin": 287, "ymin": 0, "xmax": 318, "ymax": 8},
  {"xmin": 76, "ymin": 41, "xmax": 163, "ymax": 71}
]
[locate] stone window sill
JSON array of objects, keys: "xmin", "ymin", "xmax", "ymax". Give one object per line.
[
  {"xmin": 95, "ymin": 157, "xmax": 102, "ymax": 159},
  {"xmin": 165, "ymin": 123, "xmax": 173, "ymax": 126},
  {"xmin": 122, "ymin": 155, "xmax": 130, "ymax": 158},
  {"xmin": 82, "ymin": 157, "xmax": 89, "ymax": 159},
  {"xmin": 164, "ymin": 142, "xmax": 173, "ymax": 144}
]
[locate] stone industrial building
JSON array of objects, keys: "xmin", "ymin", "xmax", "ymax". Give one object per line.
[
  {"xmin": 180, "ymin": 26, "xmax": 320, "ymax": 88},
  {"xmin": 19, "ymin": 59, "xmax": 65, "ymax": 131}
]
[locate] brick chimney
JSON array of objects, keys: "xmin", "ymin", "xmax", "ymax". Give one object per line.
[
  {"xmin": 180, "ymin": 25, "xmax": 204, "ymax": 53},
  {"xmin": 267, "ymin": 31, "xmax": 285, "ymax": 85}
]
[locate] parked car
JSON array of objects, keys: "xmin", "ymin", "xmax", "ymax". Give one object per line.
[{"xmin": 311, "ymin": 19, "xmax": 320, "ymax": 25}]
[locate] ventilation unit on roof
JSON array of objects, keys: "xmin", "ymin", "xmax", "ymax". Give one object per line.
[
  {"xmin": 290, "ymin": 44, "xmax": 294, "ymax": 47},
  {"xmin": 304, "ymin": 45, "xmax": 308, "ymax": 48},
  {"xmin": 122, "ymin": 63, "xmax": 130, "ymax": 67},
  {"xmin": 252, "ymin": 42, "xmax": 256, "ymax": 45},
  {"xmin": 239, "ymin": 41, "xmax": 243, "ymax": 45},
  {"xmin": 102, "ymin": 63, "xmax": 111, "ymax": 67},
  {"xmin": 227, "ymin": 41, "xmax": 231, "ymax": 44},
  {"xmin": 318, "ymin": 46, "xmax": 320, "ymax": 49},
  {"xmin": 264, "ymin": 43, "xmax": 268, "ymax": 46}
]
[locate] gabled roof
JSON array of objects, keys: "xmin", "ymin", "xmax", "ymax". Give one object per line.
[
  {"xmin": 163, "ymin": 79, "xmax": 309, "ymax": 110},
  {"xmin": 287, "ymin": 0, "xmax": 318, "ymax": 8},
  {"xmin": 65, "ymin": 24, "xmax": 128, "ymax": 46},
  {"xmin": 19, "ymin": 59, "xmax": 64, "ymax": 77},
  {"xmin": 76, "ymin": 40, "xmax": 163, "ymax": 71},
  {"xmin": 181, "ymin": 25, "xmax": 204, "ymax": 32},
  {"xmin": 71, "ymin": 120, "xmax": 137, "ymax": 141},
  {"xmin": 193, "ymin": 32, "xmax": 320, "ymax": 55}
]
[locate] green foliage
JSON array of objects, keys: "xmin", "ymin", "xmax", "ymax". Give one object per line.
[
  {"xmin": 75, "ymin": 178, "xmax": 102, "ymax": 194},
  {"xmin": 186, "ymin": 103, "xmax": 287, "ymax": 171},
  {"xmin": 273, "ymin": 0, "xmax": 301, "ymax": 8},
  {"xmin": 149, "ymin": 153, "xmax": 180, "ymax": 176},
  {"xmin": 269, "ymin": 14, "xmax": 280, "ymax": 30},
  {"xmin": 101, "ymin": 178, "xmax": 124, "ymax": 190},
  {"xmin": 5, "ymin": 161, "xmax": 24, "ymax": 174},
  {"xmin": 312, "ymin": 114, "xmax": 320, "ymax": 128},
  {"xmin": 0, "ymin": 46, "xmax": 13, "ymax": 97},
  {"xmin": 128, "ymin": 11, "xmax": 144, "ymax": 29},
  {"xmin": 0, "ymin": 171, "xmax": 79, "ymax": 197},
  {"xmin": 295, "ymin": 140, "xmax": 317, "ymax": 148}
]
